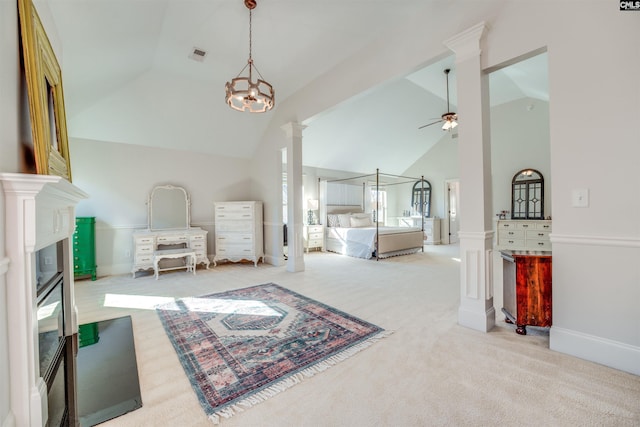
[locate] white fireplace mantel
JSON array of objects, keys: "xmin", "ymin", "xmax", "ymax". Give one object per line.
[{"xmin": 1, "ymin": 173, "xmax": 88, "ymax": 427}]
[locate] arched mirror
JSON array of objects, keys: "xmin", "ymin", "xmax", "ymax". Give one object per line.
[
  {"xmin": 148, "ymin": 185, "xmax": 191, "ymax": 230},
  {"xmin": 511, "ymin": 169, "xmax": 544, "ymax": 219},
  {"xmin": 411, "ymin": 179, "xmax": 431, "ymax": 218}
]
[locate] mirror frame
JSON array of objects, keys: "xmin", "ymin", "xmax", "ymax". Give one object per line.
[
  {"xmin": 18, "ymin": 0, "xmax": 72, "ymax": 180},
  {"xmin": 148, "ymin": 185, "xmax": 191, "ymax": 231},
  {"xmin": 411, "ymin": 179, "xmax": 432, "ymax": 218},
  {"xmin": 511, "ymin": 168, "xmax": 544, "ymax": 220}
]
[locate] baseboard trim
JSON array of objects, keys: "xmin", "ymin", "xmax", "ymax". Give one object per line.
[
  {"xmin": 2, "ymin": 412, "xmax": 15, "ymax": 427},
  {"xmin": 98, "ymin": 263, "xmax": 136, "ymax": 277},
  {"xmin": 263, "ymin": 254, "xmax": 284, "ymax": 267},
  {"xmin": 458, "ymin": 305, "xmax": 496, "ymax": 333},
  {"xmin": 550, "ymin": 326, "xmax": 640, "ymax": 376}
]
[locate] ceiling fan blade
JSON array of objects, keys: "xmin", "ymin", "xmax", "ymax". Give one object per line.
[{"xmin": 418, "ymin": 119, "xmax": 442, "ymax": 130}]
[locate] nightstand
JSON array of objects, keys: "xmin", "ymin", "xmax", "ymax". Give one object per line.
[{"xmin": 303, "ymin": 225, "xmax": 324, "ymax": 253}]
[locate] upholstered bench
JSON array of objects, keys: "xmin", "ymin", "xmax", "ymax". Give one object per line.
[{"xmin": 153, "ymin": 248, "xmax": 196, "ymax": 280}]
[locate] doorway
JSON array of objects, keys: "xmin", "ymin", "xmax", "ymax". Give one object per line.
[
  {"xmin": 281, "ymin": 148, "xmax": 288, "ymax": 261},
  {"xmin": 444, "ymin": 179, "xmax": 459, "ymax": 244}
]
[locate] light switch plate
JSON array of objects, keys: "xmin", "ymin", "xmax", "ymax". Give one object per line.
[{"xmin": 572, "ymin": 189, "xmax": 589, "ymax": 208}]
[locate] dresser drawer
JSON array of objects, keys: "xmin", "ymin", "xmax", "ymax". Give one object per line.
[
  {"xmin": 307, "ymin": 238, "xmax": 323, "ymax": 248},
  {"xmin": 216, "ymin": 234, "xmax": 254, "ymax": 249},
  {"xmin": 307, "ymin": 225, "xmax": 323, "ymax": 234},
  {"xmin": 190, "ymin": 241, "xmax": 206, "ymax": 250},
  {"xmin": 526, "ymin": 229, "xmax": 550, "ymax": 240},
  {"xmin": 307, "ymin": 232, "xmax": 323, "ymax": 240},
  {"xmin": 500, "ymin": 238, "xmax": 526, "ymax": 249},
  {"xmin": 216, "ymin": 246, "xmax": 254, "ymax": 256},
  {"xmin": 216, "ymin": 219, "xmax": 254, "ymax": 232},
  {"xmin": 499, "ymin": 229, "xmax": 525, "ymax": 239},
  {"xmin": 527, "ymin": 240, "xmax": 551, "ymax": 250},
  {"xmin": 135, "ymin": 254, "xmax": 153, "ymax": 265},
  {"xmin": 135, "ymin": 236, "xmax": 155, "ymax": 245},
  {"xmin": 136, "ymin": 244, "xmax": 154, "ymax": 255},
  {"xmin": 536, "ymin": 222, "xmax": 552, "ymax": 231},
  {"xmin": 215, "ymin": 203, "xmax": 255, "ymax": 218},
  {"xmin": 497, "ymin": 221, "xmax": 518, "ymax": 230},
  {"xmin": 157, "ymin": 235, "xmax": 188, "ymax": 245}
]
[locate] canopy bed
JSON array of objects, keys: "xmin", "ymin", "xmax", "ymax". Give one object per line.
[{"xmin": 321, "ymin": 170, "xmax": 428, "ymax": 260}]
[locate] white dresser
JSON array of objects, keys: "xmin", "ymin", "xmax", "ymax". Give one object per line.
[
  {"xmin": 303, "ymin": 225, "xmax": 324, "ymax": 252},
  {"xmin": 424, "ymin": 218, "xmax": 441, "ymax": 245},
  {"xmin": 213, "ymin": 201, "xmax": 264, "ymax": 266},
  {"xmin": 132, "ymin": 228, "xmax": 209, "ymax": 277},
  {"xmin": 496, "ymin": 220, "xmax": 552, "ymax": 251},
  {"xmin": 396, "ymin": 216, "xmax": 441, "ymax": 245}
]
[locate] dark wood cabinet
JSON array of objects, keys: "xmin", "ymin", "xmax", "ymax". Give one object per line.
[{"xmin": 501, "ymin": 251, "xmax": 552, "ymax": 335}]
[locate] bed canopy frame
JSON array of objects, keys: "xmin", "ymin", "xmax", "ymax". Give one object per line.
[{"xmin": 321, "ymin": 169, "xmax": 427, "ymax": 260}]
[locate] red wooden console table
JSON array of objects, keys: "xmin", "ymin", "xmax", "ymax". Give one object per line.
[{"xmin": 501, "ymin": 250, "xmax": 552, "ymax": 335}]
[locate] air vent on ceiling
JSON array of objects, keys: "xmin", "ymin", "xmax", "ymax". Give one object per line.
[{"xmin": 189, "ymin": 47, "xmax": 207, "ymax": 62}]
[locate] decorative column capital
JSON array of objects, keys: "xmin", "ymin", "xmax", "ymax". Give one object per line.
[
  {"xmin": 280, "ymin": 122, "xmax": 307, "ymax": 139},
  {"xmin": 444, "ymin": 21, "xmax": 489, "ymax": 63}
]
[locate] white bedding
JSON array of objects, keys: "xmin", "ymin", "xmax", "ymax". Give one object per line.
[{"xmin": 326, "ymin": 226, "xmax": 422, "ymax": 259}]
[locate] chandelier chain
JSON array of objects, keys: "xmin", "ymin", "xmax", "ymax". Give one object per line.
[{"xmin": 249, "ymin": 9, "xmax": 252, "ymax": 62}]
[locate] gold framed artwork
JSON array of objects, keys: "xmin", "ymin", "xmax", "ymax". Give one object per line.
[{"xmin": 18, "ymin": 0, "xmax": 72, "ymax": 181}]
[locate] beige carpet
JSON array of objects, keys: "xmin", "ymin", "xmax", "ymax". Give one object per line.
[{"xmin": 74, "ymin": 245, "xmax": 640, "ymax": 426}]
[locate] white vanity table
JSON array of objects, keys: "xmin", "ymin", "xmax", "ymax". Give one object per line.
[{"xmin": 132, "ymin": 185, "xmax": 210, "ymax": 278}]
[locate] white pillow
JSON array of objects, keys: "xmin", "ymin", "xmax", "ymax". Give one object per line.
[
  {"xmin": 337, "ymin": 214, "xmax": 352, "ymax": 228},
  {"xmin": 351, "ymin": 212, "xmax": 372, "ymax": 221},
  {"xmin": 350, "ymin": 215, "xmax": 373, "ymax": 227},
  {"xmin": 327, "ymin": 214, "xmax": 339, "ymax": 227}
]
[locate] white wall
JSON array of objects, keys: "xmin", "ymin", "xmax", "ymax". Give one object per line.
[
  {"xmin": 490, "ymin": 97, "xmax": 551, "ymax": 219},
  {"xmin": 70, "ymin": 138, "xmax": 253, "ymax": 276},
  {"xmin": 251, "ymin": 2, "xmax": 640, "ymax": 374},
  {"xmin": 484, "ymin": 2, "xmax": 639, "ymax": 374},
  {"xmin": 402, "ymin": 133, "xmax": 460, "ymax": 220},
  {"xmin": 0, "ymin": 0, "xmax": 20, "ymax": 423}
]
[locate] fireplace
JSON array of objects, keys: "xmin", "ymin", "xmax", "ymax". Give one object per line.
[{"xmin": 1, "ymin": 173, "xmax": 88, "ymax": 426}]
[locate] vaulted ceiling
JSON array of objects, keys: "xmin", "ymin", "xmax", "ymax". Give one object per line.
[{"xmin": 35, "ymin": 0, "xmax": 547, "ymax": 175}]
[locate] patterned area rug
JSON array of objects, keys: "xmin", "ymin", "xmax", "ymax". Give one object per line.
[{"xmin": 156, "ymin": 283, "xmax": 389, "ymax": 423}]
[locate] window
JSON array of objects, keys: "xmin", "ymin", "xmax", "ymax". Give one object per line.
[
  {"xmin": 370, "ymin": 188, "xmax": 387, "ymax": 223},
  {"xmin": 511, "ymin": 169, "xmax": 544, "ymax": 219}
]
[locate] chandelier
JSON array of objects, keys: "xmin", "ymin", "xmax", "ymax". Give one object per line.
[{"xmin": 225, "ymin": 0, "xmax": 275, "ymax": 113}]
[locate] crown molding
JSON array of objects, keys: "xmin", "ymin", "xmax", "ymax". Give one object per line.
[{"xmin": 444, "ymin": 21, "xmax": 489, "ymax": 63}]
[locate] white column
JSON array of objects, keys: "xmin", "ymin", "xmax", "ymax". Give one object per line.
[
  {"xmin": 445, "ymin": 22, "xmax": 496, "ymax": 332},
  {"xmin": 281, "ymin": 122, "xmax": 306, "ymax": 272}
]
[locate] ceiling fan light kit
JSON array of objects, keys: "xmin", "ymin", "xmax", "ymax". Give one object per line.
[
  {"xmin": 419, "ymin": 68, "xmax": 458, "ymax": 131},
  {"xmin": 225, "ymin": 0, "xmax": 275, "ymax": 113}
]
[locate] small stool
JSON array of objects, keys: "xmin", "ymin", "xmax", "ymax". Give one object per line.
[{"xmin": 153, "ymin": 248, "xmax": 197, "ymax": 280}]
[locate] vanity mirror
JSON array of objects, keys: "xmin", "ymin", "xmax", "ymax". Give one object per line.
[
  {"xmin": 148, "ymin": 185, "xmax": 190, "ymax": 230},
  {"xmin": 133, "ymin": 184, "xmax": 210, "ymax": 278}
]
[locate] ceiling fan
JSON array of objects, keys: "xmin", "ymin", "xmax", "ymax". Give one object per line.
[{"xmin": 418, "ymin": 68, "xmax": 458, "ymax": 131}]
